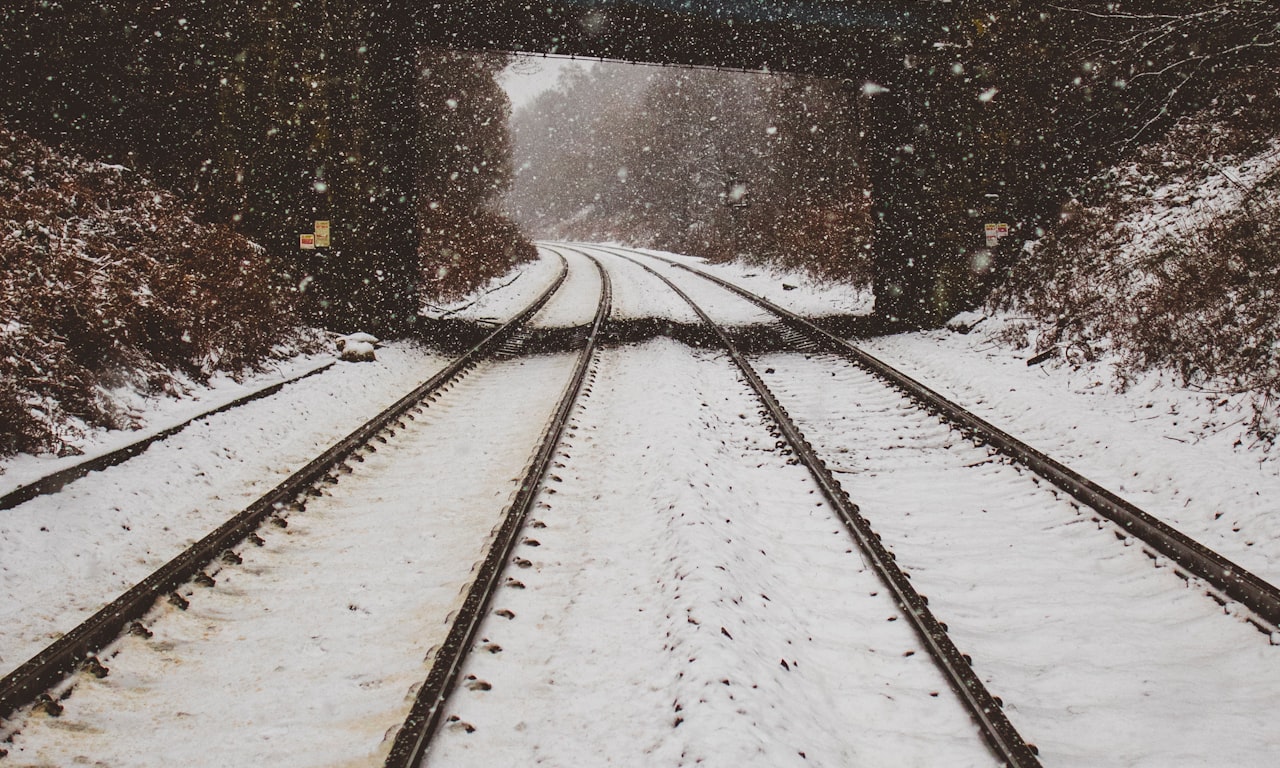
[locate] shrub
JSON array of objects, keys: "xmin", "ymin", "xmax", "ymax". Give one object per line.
[
  {"xmin": 992, "ymin": 68, "xmax": 1280, "ymax": 442},
  {"xmin": 419, "ymin": 207, "xmax": 537, "ymax": 301},
  {"xmin": 0, "ymin": 124, "xmax": 306, "ymax": 457}
]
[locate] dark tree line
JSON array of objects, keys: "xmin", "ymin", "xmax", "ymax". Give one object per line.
[
  {"xmin": 0, "ymin": 1, "xmax": 529, "ymax": 333},
  {"xmin": 506, "ymin": 65, "xmax": 873, "ymax": 282}
]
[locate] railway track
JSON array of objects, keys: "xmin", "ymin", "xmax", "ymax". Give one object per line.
[
  {"xmin": 0, "ymin": 252, "xmax": 581, "ymax": 748},
  {"xmin": 5, "ymin": 243, "xmax": 1278, "ymax": 766},
  {"xmin": 599, "ymin": 248, "xmax": 1039, "ymax": 766},
  {"xmin": 383, "ymin": 250, "xmax": 612, "ymax": 766},
  {"xmin": 568, "ymin": 243, "xmax": 1280, "ymax": 765},
  {"xmin": 605, "ymin": 244, "xmax": 1280, "ymax": 635}
]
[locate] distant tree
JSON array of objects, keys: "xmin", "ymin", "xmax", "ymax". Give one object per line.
[
  {"xmin": 505, "ymin": 63, "xmax": 655, "ymax": 233},
  {"xmin": 417, "ymin": 49, "xmax": 535, "ymax": 298},
  {"xmin": 505, "ymin": 64, "xmax": 872, "ymax": 282}
]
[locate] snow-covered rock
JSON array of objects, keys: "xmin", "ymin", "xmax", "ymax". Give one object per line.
[
  {"xmin": 945, "ymin": 310, "xmax": 987, "ymax": 334},
  {"xmin": 335, "ymin": 332, "xmax": 380, "ymax": 362}
]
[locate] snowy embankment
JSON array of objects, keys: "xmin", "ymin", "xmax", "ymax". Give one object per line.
[
  {"xmin": 0, "ymin": 124, "xmax": 308, "ymax": 458},
  {"xmin": 0, "ymin": 354, "xmax": 332, "ymax": 501}
]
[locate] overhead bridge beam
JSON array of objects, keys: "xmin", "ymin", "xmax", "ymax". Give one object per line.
[{"xmin": 412, "ymin": 0, "xmax": 950, "ymax": 77}]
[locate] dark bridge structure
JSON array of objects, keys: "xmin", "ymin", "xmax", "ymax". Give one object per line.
[
  {"xmin": 420, "ymin": 0, "xmax": 1025, "ymax": 324},
  {"xmin": 2, "ymin": 1, "xmax": 1190, "ymax": 325},
  {"xmin": 432, "ymin": 0, "xmax": 947, "ymax": 75}
]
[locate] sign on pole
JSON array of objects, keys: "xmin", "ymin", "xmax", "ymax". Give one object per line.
[{"xmin": 984, "ymin": 222, "xmax": 1010, "ymax": 248}]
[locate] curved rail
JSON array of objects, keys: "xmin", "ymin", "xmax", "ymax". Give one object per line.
[
  {"xmin": 608, "ymin": 250, "xmax": 1042, "ymax": 768},
  {"xmin": 621, "ymin": 246, "xmax": 1280, "ymax": 635},
  {"xmin": 384, "ymin": 248, "xmax": 612, "ymax": 768},
  {"xmin": 0, "ymin": 255, "xmax": 571, "ymax": 726}
]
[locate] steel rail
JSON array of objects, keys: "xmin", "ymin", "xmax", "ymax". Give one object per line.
[
  {"xmin": 384, "ymin": 249, "xmax": 612, "ymax": 768},
  {"xmin": 0, "ymin": 254, "xmax": 570, "ymax": 726},
  {"xmin": 0, "ymin": 361, "xmax": 335, "ymax": 512},
  {"xmin": 623, "ymin": 246, "xmax": 1280, "ymax": 635},
  {"xmin": 609, "ymin": 250, "xmax": 1043, "ymax": 768}
]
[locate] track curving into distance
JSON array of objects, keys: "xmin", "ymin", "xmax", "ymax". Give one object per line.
[
  {"xmin": 384, "ymin": 248, "xmax": 612, "ymax": 767},
  {"xmin": 616, "ymin": 244, "xmax": 1280, "ymax": 636},
  {"xmin": 584, "ymin": 243, "xmax": 1280, "ymax": 766},
  {"xmin": 0, "ymin": 255, "xmax": 571, "ymax": 728}
]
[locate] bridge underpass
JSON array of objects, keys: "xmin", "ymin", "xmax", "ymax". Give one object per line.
[
  {"xmin": 395, "ymin": 0, "xmax": 1015, "ymax": 325},
  {"xmin": 0, "ymin": 0, "xmax": 1052, "ymax": 326}
]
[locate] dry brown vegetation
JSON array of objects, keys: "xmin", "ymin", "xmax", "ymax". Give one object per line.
[
  {"xmin": 0, "ymin": 124, "xmax": 310, "ymax": 457},
  {"xmin": 992, "ymin": 68, "xmax": 1280, "ymax": 440},
  {"xmin": 419, "ymin": 208, "xmax": 538, "ymax": 300}
]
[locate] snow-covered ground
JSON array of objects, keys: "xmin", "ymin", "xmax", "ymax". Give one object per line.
[
  {"xmin": 4, "ymin": 244, "xmax": 1279, "ymax": 766},
  {"xmin": 0, "ymin": 354, "xmax": 332, "ymax": 500},
  {"xmin": 4, "ymin": 354, "xmax": 580, "ymax": 766},
  {"xmin": 639, "ymin": 246, "xmax": 1280, "ymax": 589}
]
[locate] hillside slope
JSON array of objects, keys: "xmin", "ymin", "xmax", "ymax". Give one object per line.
[
  {"xmin": 0, "ymin": 124, "xmax": 311, "ymax": 458},
  {"xmin": 988, "ymin": 69, "xmax": 1280, "ymax": 443}
]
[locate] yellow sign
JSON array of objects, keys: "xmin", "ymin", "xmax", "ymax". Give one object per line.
[
  {"xmin": 314, "ymin": 220, "xmax": 330, "ymax": 248},
  {"xmin": 300, "ymin": 233, "xmax": 315, "ymax": 250}
]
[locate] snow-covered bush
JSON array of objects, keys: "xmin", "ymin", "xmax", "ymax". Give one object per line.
[
  {"xmin": 993, "ymin": 72, "xmax": 1280, "ymax": 443},
  {"xmin": 0, "ymin": 124, "xmax": 309, "ymax": 457}
]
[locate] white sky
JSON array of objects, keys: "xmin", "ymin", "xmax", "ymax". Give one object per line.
[{"xmin": 499, "ymin": 54, "xmax": 594, "ymax": 111}]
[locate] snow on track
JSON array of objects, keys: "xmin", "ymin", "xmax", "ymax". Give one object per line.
[
  {"xmin": 3, "ymin": 354, "xmax": 580, "ymax": 766},
  {"xmin": 585, "ymin": 249, "xmax": 699, "ymax": 323},
  {"xmin": 609, "ymin": 250, "xmax": 774, "ymax": 327},
  {"xmin": 757, "ymin": 352, "xmax": 1280, "ymax": 767},
  {"xmin": 528, "ymin": 247, "xmax": 601, "ymax": 328},
  {"xmin": 424, "ymin": 342, "xmax": 995, "ymax": 767},
  {"xmin": 861, "ymin": 331, "xmax": 1280, "ymax": 589},
  {"xmin": 0, "ymin": 342, "xmax": 451, "ymax": 679},
  {"xmin": 631, "ymin": 247, "xmax": 874, "ymax": 318}
]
